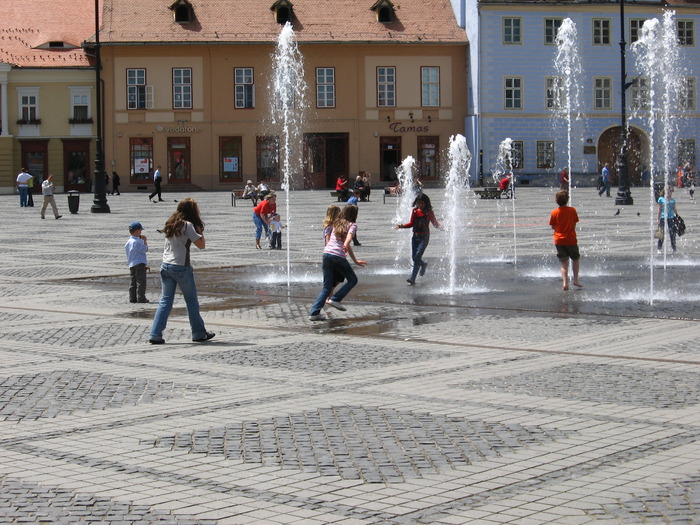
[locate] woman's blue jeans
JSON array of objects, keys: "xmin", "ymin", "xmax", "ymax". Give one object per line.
[
  {"xmin": 658, "ymin": 217, "xmax": 677, "ymax": 251},
  {"xmin": 310, "ymin": 254, "xmax": 358, "ymax": 315},
  {"xmin": 410, "ymin": 234, "xmax": 430, "ymax": 281},
  {"xmin": 252, "ymin": 213, "xmax": 269, "ymax": 240},
  {"xmin": 149, "ymin": 263, "xmax": 207, "ymax": 341}
]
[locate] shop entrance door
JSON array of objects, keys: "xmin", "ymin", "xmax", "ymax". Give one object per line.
[
  {"xmin": 303, "ymin": 133, "xmax": 349, "ymax": 189},
  {"xmin": 21, "ymin": 139, "xmax": 49, "ymax": 193},
  {"xmin": 380, "ymin": 136, "xmax": 401, "ymax": 182},
  {"xmin": 168, "ymin": 137, "xmax": 190, "ymax": 184}
]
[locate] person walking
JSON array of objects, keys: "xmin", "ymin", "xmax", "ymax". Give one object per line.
[
  {"xmin": 40, "ymin": 174, "xmax": 62, "ymax": 219},
  {"xmin": 559, "ymin": 167, "xmax": 569, "ymax": 190},
  {"xmin": 148, "ymin": 198, "xmax": 215, "ymax": 344},
  {"xmin": 309, "ymin": 205, "xmax": 367, "ymax": 321},
  {"xmin": 598, "ymin": 163, "xmax": 611, "ymax": 197},
  {"xmin": 16, "ymin": 168, "xmax": 33, "ymax": 207},
  {"xmin": 395, "ymin": 193, "xmax": 442, "ymax": 285},
  {"xmin": 112, "ymin": 171, "xmax": 121, "ymax": 195},
  {"xmin": 657, "ymin": 186, "xmax": 679, "ymax": 253},
  {"xmin": 550, "ymin": 190, "xmax": 583, "ymax": 291},
  {"xmin": 148, "ymin": 166, "xmax": 164, "ymax": 202}
]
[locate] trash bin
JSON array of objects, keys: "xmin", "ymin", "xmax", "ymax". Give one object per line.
[{"xmin": 67, "ymin": 190, "xmax": 80, "ymax": 214}]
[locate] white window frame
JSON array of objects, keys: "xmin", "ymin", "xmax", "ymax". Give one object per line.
[
  {"xmin": 594, "ymin": 77, "xmax": 613, "ymax": 110},
  {"xmin": 421, "ymin": 66, "xmax": 440, "ymax": 107},
  {"xmin": 681, "ymin": 77, "xmax": 696, "ymax": 110},
  {"xmin": 629, "ymin": 18, "xmax": 647, "ymax": 44},
  {"xmin": 503, "ymin": 17, "xmax": 522, "ymax": 45},
  {"xmin": 677, "ymin": 19, "xmax": 695, "ymax": 46},
  {"xmin": 18, "ymin": 87, "xmax": 40, "ymax": 122},
  {"xmin": 504, "ymin": 76, "xmax": 523, "ymax": 110},
  {"xmin": 377, "ymin": 66, "xmax": 396, "ymax": 107},
  {"xmin": 631, "ymin": 76, "xmax": 650, "ymax": 110},
  {"xmin": 678, "ymin": 139, "xmax": 696, "ymax": 168},
  {"xmin": 544, "ymin": 18, "xmax": 563, "ymax": 45},
  {"xmin": 127, "ymin": 68, "xmax": 147, "ymax": 110},
  {"xmin": 593, "ymin": 18, "xmax": 611, "ymax": 45},
  {"xmin": 69, "ymin": 86, "xmax": 92, "ymax": 121},
  {"xmin": 316, "ymin": 67, "xmax": 335, "ymax": 108},
  {"xmin": 173, "ymin": 68, "xmax": 192, "ymax": 109},
  {"xmin": 545, "ymin": 76, "xmax": 564, "ymax": 109},
  {"xmin": 234, "ymin": 68, "xmax": 255, "ymax": 109},
  {"xmin": 537, "ymin": 140, "xmax": 555, "ymax": 169},
  {"xmin": 511, "ymin": 140, "xmax": 524, "ymax": 169}
]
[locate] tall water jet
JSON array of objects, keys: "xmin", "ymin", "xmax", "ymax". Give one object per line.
[
  {"xmin": 393, "ymin": 156, "xmax": 419, "ymax": 266},
  {"xmin": 493, "ymin": 138, "xmax": 518, "ymax": 264},
  {"xmin": 270, "ymin": 22, "xmax": 307, "ymax": 286},
  {"xmin": 632, "ymin": 11, "xmax": 689, "ymax": 296},
  {"xmin": 553, "ymin": 18, "xmax": 584, "ymax": 199},
  {"xmin": 442, "ymin": 134, "xmax": 472, "ymax": 293}
]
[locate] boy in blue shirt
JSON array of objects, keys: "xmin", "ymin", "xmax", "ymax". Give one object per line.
[{"xmin": 125, "ymin": 221, "xmax": 149, "ymax": 303}]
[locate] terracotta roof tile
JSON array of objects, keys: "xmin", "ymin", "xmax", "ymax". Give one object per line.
[
  {"xmin": 0, "ymin": 0, "xmax": 95, "ymax": 68},
  {"xmin": 100, "ymin": 0, "xmax": 466, "ymax": 44}
]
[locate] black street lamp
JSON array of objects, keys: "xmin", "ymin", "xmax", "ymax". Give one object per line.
[
  {"xmin": 91, "ymin": 0, "xmax": 110, "ymax": 213},
  {"xmin": 615, "ymin": 0, "xmax": 634, "ymax": 205}
]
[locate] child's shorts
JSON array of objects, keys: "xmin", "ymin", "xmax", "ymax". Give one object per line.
[{"xmin": 556, "ymin": 244, "xmax": 580, "ymax": 261}]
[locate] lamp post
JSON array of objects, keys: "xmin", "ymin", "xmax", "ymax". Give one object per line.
[
  {"xmin": 615, "ymin": 0, "xmax": 634, "ymax": 205},
  {"xmin": 91, "ymin": 0, "xmax": 110, "ymax": 213}
]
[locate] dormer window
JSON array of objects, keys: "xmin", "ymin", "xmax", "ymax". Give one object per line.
[
  {"xmin": 169, "ymin": 0, "xmax": 193, "ymax": 23},
  {"xmin": 35, "ymin": 41, "xmax": 79, "ymax": 50},
  {"xmin": 371, "ymin": 0, "xmax": 396, "ymax": 23},
  {"xmin": 271, "ymin": 0, "xmax": 294, "ymax": 25}
]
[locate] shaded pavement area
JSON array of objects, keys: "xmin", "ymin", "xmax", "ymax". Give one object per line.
[{"xmin": 0, "ymin": 186, "xmax": 699, "ymax": 524}]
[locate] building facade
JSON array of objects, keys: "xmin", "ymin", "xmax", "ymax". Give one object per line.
[
  {"xmin": 97, "ymin": 0, "xmax": 468, "ymax": 191},
  {"xmin": 451, "ymin": 0, "xmax": 700, "ymax": 187},
  {"xmin": 0, "ymin": 0, "xmax": 97, "ymax": 195}
]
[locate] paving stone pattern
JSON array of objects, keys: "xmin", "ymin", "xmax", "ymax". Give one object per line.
[
  {"xmin": 459, "ymin": 363, "xmax": 700, "ymax": 408},
  {"xmin": 0, "ymin": 190, "xmax": 699, "ymax": 524}
]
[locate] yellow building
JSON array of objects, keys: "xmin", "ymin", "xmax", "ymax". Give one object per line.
[
  {"xmin": 0, "ymin": 0, "xmax": 97, "ymax": 195},
  {"xmin": 98, "ymin": 0, "xmax": 468, "ymax": 190}
]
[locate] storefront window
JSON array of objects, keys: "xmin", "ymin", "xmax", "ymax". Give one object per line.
[
  {"xmin": 220, "ymin": 136, "xmax": 243, "ymax": 182},
  {"xmin": 130, "ymin": 137, "xmax": 153, "ymax": 183},
  {"xmin": 418, "ymin": 136, "xmax": 439, "ymax": 180}
]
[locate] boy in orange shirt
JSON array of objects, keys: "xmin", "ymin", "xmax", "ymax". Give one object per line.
[{"xmin": 549, "ymin": 190, "xmax": 583, "ymax": 291}]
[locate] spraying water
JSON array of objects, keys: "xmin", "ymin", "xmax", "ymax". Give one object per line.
[
  {"xmin": 632, "ymin": 11, "xmax": 689, "ymax": 299},
  {"xmin": 493, "ymin": 138, "xmax": 518, "ymax": 264},
  {"xmin": 270, "ymin": 22, "xmax": 307, "ymax": 287},
  {"xmin": 393, "ymin": 156, "xmax": 419, "ymax": 266},
  {"xmin": 553, "ymin": 18, "xmax": 584, "ymax": 200},
  {"xmin": 442, "ymin": 135, "xmax": 472, "ymax": 294}
]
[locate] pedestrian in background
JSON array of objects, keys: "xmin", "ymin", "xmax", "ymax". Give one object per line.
[
  {"xmin": 598, "ymin": 163, "xmax": 611, "ymax": 197},
  {"xmin": 16, "ymin": 168, "xmax": 32, "ymax": 207},
  {"xmin": 40, "ymin": 174, "xmax": 62, "ymax": 219},
  {"xmin": 148, "ymin": 165, "xmax": 163, "ymax": 202}
]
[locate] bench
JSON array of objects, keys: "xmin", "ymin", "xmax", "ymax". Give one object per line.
[
  {"xmin": 330, "ymin": 191, "xmax": 345, "ymax": 202},
  {"xmin": 231, "ymin": 190, "xmax": 258, "ymax": 207},
  {"xmin": 474, "ymin": 187, "xmax": 504, "ymax": 199},
  {"xmin": 383, "ymin": 186, "xmax": 399, "ymax": 204}
]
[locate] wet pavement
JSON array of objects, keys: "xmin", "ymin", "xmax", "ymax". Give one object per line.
[{"xmin": 0, "ymin": 186, "xmax": 699, "ymax": 524}]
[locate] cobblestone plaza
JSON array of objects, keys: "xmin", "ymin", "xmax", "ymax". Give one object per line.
[{"xmin": 1, "ymin": 187, "xmax": 699, "ymax": 524}]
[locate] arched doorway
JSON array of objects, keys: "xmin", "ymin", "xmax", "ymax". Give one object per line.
[{"xmin": 598, "ymin": 127, "xmax": 644, "ymax": 185}]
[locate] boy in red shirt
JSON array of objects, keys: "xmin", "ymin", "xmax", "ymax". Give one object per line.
[{"xmin": 549, "ymin": 190, "xmax": 583, "ymax": 291}]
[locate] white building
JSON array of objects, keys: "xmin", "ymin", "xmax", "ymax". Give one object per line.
[{"xmin": 452, "ymin": 0, "xmax": 700, "ymax": 188}]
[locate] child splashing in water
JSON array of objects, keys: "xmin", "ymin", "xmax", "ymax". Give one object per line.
[{"xmin": 395, "ymin": 193, "xmax": 442, "ymax": 285}]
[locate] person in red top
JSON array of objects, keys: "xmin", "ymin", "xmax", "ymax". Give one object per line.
[
  {"xmin": 549, "ymin": 190, "xmax": 583, "ymax": 291},
  {"xmin": 498, "ymin": 175, "xmax": 511, "ymax": 191},
  {"xmin": 395, "ymin": 193, "xmax": 442, "ymax": 285},
  {"xmin": 252, "ymin": 193, "xmax": 277, "ymax": 249},
  {"xmin": 335, "ymin": 175, "xmax": 349, "ymax": 201}
]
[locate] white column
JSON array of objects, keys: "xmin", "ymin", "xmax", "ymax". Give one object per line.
[{"xmin": 1, "ymin": 80, "xmax": 8, "ymax": 136}]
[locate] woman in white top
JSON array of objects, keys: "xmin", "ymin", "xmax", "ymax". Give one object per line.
[{"xmin": 149, "ymin": 198, "xmax": 214, "ymax": 344}]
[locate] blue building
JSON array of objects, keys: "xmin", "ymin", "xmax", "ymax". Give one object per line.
[{"xmin": 451, "ymin": 0, "xmax": 700, "ymax": 188}]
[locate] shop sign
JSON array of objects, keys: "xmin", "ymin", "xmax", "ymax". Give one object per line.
[
  {"xmin": 156, "ymin": 125, "xmax": 202, "ymax": 133},
  {"xmin": 389, "ymin": 122, "xmax": 430, "ymax": 133}
]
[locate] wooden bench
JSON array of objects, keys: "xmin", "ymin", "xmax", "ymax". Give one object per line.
[
  {"xmin": 330, "ymin": 191, "xmax": 345, "ymax": 202},
  {"xmin": 383, "ymin": 186, "xmax": 399, "ymax": 204},
  {"xmin": 474, "ymin": 187, "xmax": 505, "ymax": 199}
]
